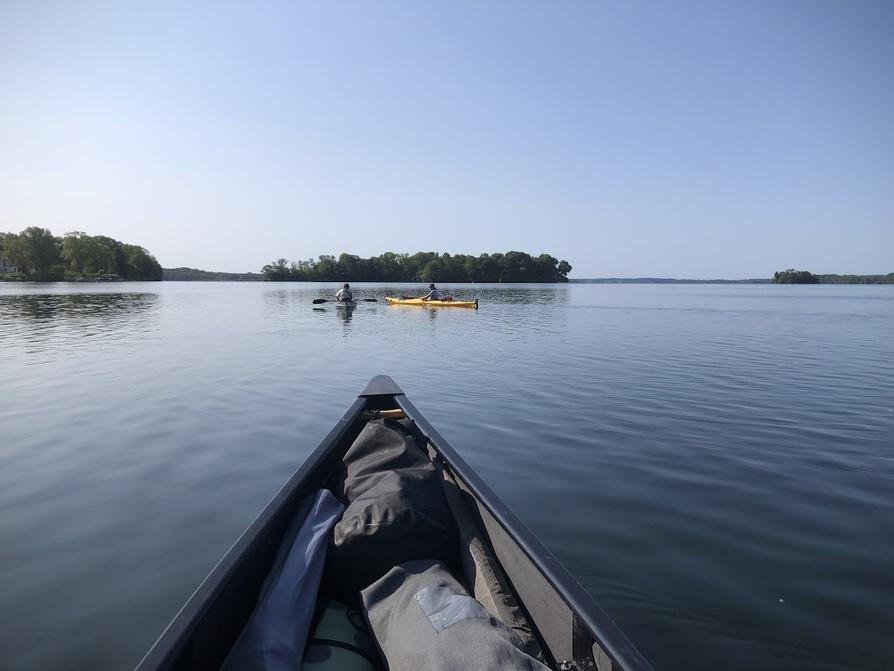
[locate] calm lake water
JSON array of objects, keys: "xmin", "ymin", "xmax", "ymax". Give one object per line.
[{"xmin": 1, "ymin": 282, "xmax": 893, "ymax": 670}]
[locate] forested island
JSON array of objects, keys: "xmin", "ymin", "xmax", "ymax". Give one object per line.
[
  {"xmin": 773, "ymin": 269, "xmax": 894, "ymax": 284},
  {"xmin": 262, "ymin": 252, "xmax": 572, "ymax": 282},
  {"xmin": 1, "ymin": 227, "xmax": 162, "ymax": 281}
]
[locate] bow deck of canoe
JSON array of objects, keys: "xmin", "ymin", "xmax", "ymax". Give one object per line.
[{"xmin": 136, "ymin": 376, "xmax": 651, "ymax": 671}]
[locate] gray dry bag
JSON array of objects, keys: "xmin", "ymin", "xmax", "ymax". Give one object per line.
[{"xmin": 361, "ymin": 559, "xmax": 549, "ymax": 671}]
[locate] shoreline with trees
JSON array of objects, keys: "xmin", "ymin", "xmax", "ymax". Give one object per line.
[
  {"xmin": 4, "ymin": 233, "xmax": 892, "ymax": 286},
  {"xmin": 773, "ymin": 269, "xmax": 894, "ymax": 284},
  {"xmin": 1, "ymin": 228, "xmax": 162, "ymax": 282},
  {"xmin": 261, "ymin": 252, "xmax": 572, "ymax": 283}
]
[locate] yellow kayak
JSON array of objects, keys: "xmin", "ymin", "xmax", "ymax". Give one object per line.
[{"xmin": 385, "ymin": 296, "xmax": 478, "ymax": 309}]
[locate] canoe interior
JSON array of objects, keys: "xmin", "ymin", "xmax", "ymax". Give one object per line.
[{"xmin": 136, "ymin": 376, "xmax": 651, "ymax": 671}]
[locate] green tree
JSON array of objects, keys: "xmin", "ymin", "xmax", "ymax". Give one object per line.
[
  {"xmin": 557, "ymin": 260, "xmax": 572, "ymax": 280},
  {"xmin": 261, "ymin": 258, "xmax": 291, "ymax": 280},
  {"xmin": 1, "ymin": 232, "xmax": 23, "ymax": 268},
  {"xmin": 62, "ymin": 232, "xmax": 110, "ymax": 276},
  {"xmin": 773, "ymin": 269, "xmax": 819, "ymax": 284},
  {"xmin": 17, "ymin": 227, "xmax": 62, "ymax": 280},
  {"xmin": 122, "ymin": 244, "xmax": 163, "ymax": 280}
]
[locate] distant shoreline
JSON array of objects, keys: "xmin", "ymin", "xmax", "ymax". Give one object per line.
[
  {"xmin": 161, "ymin": 267, "xmax": 262, "ymax": 281},
  {"xmin": 570, "ymin": 278, "xmax": 772, "ymax": 284},
  {"xmin": 5, "ymin": 270, "xmax": 891, "ymax": 285},
  {"xmin": 573, "ymin": 272, "xmax": 893, "ymax": 285}
]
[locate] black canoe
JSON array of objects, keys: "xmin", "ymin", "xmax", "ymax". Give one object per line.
[{"xmin": 136, "ymin": 376, "xmax": 653, "ymax": 671}]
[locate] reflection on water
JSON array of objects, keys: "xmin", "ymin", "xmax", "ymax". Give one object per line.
[
  {"xmin": 0, "ymin": 292, "xmax": 160, "ymax": 362},
  {"xmin": 0, "ymin": 292, "xmax": 158, "ymax": 322},
  {"xmin": 259, "ymin": 282, "xmax": 571, "ymax": 306},
  {"xmin": 263, "ymin": 287, "xmax": 307, "ymax": 310},
  {"xmin": 472, "ymin": 283, "xmax": 569, "ymax": 304},
  {"xmin": 311, "ymin": 304, "xmax": 357, "ymax": 327},
  {"xmin": 373, "ymin": 283, "xmax": 570, "ymax": 305},
  {"xmin": 335, "ymin": 304, "xmax": 355, "ymax": 324},
  {"xmin": 1, "ymin": 282, "xmax": 893, "ymax": 671}
]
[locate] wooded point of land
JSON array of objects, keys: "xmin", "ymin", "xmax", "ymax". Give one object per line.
[{"xmin": 262, "ymin": 252, "xmax": 572, "ymax": 283}]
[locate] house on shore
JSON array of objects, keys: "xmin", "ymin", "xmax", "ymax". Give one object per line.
[{"xmin": 0, "ymin": 258, "xmax": 18, "ymax": 273}]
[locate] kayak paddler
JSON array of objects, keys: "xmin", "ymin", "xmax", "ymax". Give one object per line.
[
  {"xmin": 419, "ymin": 283, "xmax": 441, "ymax": 301},
  {"xmin": 335, "ymin": 283, "xmax": 353, "ymax": 303}
]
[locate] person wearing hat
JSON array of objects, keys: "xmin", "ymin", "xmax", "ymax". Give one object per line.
[{"xmin": 335, "ymin": 283, "xmax": 353, "ymax": 303}]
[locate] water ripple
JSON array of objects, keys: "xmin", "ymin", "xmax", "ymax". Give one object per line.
[{"xmin": 1, "ymin": 282, "xmax": 892, "ymax": 670}]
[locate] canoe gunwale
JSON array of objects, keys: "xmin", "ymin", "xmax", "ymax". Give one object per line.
[
  {"xmin": 395, "ymin": 393, "xmax": 653, "ymax": 671},
  {"xmin": 134, "ymin": 397, "xmax": 369, "ymax": 671}
]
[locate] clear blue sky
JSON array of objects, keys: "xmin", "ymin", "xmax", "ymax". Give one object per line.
[{"xmin": 1, "ymin": 1, "xmax": 891, "ymax": 277}]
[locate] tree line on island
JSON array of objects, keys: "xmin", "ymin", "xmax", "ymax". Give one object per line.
[
  {"xmin": 261, "ymin": 252, "xmax": 573, "ymax": 283},
  {"xmin": 0, "ymin": 227, "xmax": 162, "ymax": 281},
  {"xmin": 773, "ymin": 269, "xmax": 894, "ymax": 284}
]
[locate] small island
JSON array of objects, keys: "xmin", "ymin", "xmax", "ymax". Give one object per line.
[
  {"xmin": 773, "ymin": 269, "xmax": 894, "ymax": 284},
  {"xmin": 261, "ymin": 252, "xmax": 572, "ymax": 283},
  {"xmin": 1, "ymin": 227, "xmax": 162, "ymax": 281},
  {"xmin": 773, "ymin": 269, "xmax": 820, "ymax": 284}
]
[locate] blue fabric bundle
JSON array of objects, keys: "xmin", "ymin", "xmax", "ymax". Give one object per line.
[{"xmin": 221, "ymin": 489, "xmax": 344, "ymax": 671}]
